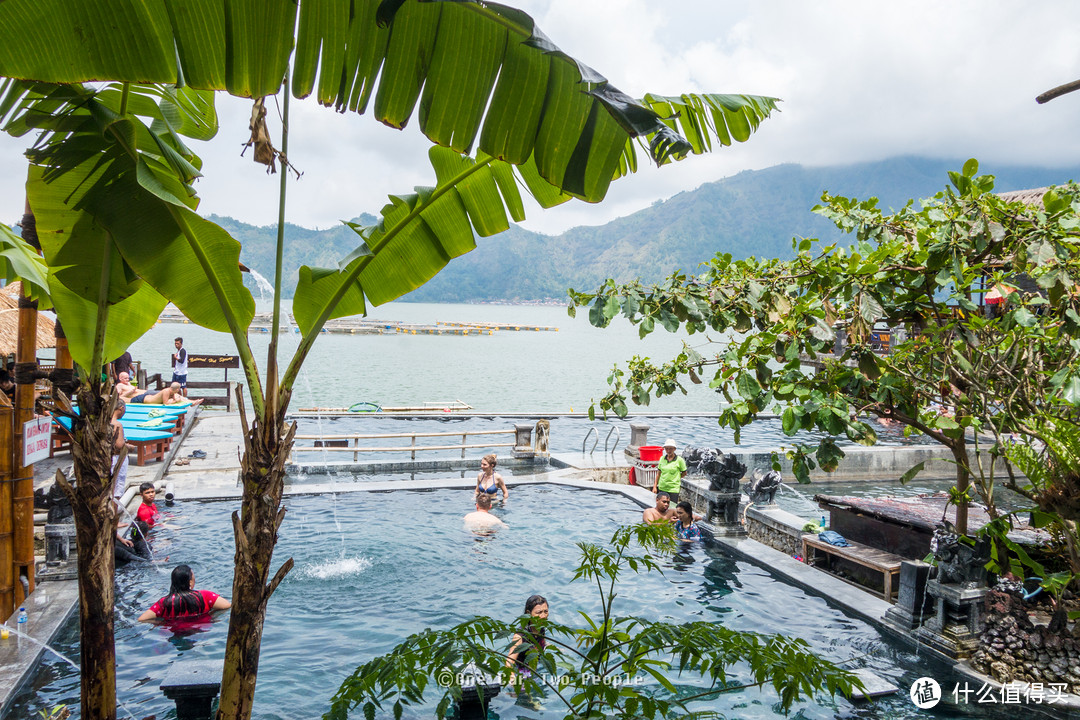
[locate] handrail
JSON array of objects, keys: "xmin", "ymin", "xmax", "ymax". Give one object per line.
[
  {"xmin": 291, "ymin": 427, "xmax": 516, "ymax": 462},
  {"xmin": 582, "ymin": 427, "xmax": 598, "ymax": 454},
  {"xmin": 582, "ymin": 423, "xmax": 621, "ymax": 455},
  {"xmin": 603, "ymin": 425, "xmax": 621, "ymax": 454}
]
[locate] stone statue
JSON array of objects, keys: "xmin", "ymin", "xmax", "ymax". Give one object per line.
[
  {"xmin": 744, "ymin": 468, "xmax": 783, "ymax": 505},
  {"xmin": 35, "ymin": 479, "xmax": 74, "ymax": 524},
  {"xmin": 931, "ymin": 524, "xmax": 991, "ymax": 588},
  {"xmin": 682, "ymin": 447, "xmax": 746, "ymax": 492}
]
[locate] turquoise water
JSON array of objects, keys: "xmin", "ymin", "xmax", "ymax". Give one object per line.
[{"xmin": 9, "ymin": 486, "xmax": 1061, "ymax": 719}]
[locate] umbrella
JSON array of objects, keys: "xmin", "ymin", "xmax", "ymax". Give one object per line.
[{"xmin": 985, "ymin": 284, "xmax": 1016, "ymax": 305}]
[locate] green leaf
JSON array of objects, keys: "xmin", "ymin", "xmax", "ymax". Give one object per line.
[
  {"xmin": 1062, "ymin": 375, "xmax": 1080, "ymax": 405},
  {"xmin": 962, "ymin": 158, "xmax": 979, "ymax": 177},
  {"xmin": 736, "ymin": 373, "xmax": 761, "ymax": 400},
  {"xmin": 898, "ymin": 461, "xmax": 925, "ymax": 485},
  {"xmin": 858, "ymin": 293, "xmax": 883, "ymax": 324},
  {"xmin": 858, "ymin": 352, "xmax": 880, "ymax": 380},
  {"xmin": 49, "ymin": 274, "xmax": 166, "ymax": 369},
  {"xmin": 0, "ymin": 223, "xmax": 51, "ymax": 308}
]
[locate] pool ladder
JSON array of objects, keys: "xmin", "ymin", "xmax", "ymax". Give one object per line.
[{"xmin": 582, "ymin": 424, "xmax": 621, "ymax": 455}]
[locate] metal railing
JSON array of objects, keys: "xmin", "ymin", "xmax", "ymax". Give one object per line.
[
  {"xmin": 582, "ymin": 424, "xmax": 621, "ymax": 455},
  {"xmin": 292, "ymin": 428, "xmax": 516, "ymax": 462}
]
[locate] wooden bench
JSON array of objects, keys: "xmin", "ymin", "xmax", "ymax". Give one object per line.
[
  {"xmin": 123, "ymin": 428, "xmax": 175, "ymax": 466},
  {"xmin": 801, "ymin": 534, "xmax": 903, "ymax": 602}
]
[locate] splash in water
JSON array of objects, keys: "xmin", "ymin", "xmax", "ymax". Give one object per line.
[{"xmin": 300, "ymin": 556, "xmax": 372, "ymax": 580}]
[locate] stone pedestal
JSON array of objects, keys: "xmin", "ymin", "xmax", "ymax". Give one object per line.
[
  {"xmin": 913, "ymin": 578, "xmax": 986, "ymax": 659},
  {"xmin": 883, "ymin": 561, "xmax": 934, "ymax": 631},
  {"xmin": 455, "ymin": 662, "xmax": 502, "ymax": 720},
  {"xmin": 680, "ymin": 476, "xmax": 746, "ymax": 537},
  {"xmin": 512, "ymin": 424, "xmax": 535, "ymax": 459},
  {"xmin": 160, "ymin": 660, "xmax": 223, "ymax": 720},
  {"xmin": 624, "ymin": 422, "xmax": 650, "ymax": 463},
  {"xmin": 38, "ymin": 523, "xmax": 77, "ymax": 582}
]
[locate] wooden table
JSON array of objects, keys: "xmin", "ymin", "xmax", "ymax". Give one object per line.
[{"xmin": 802, "ymin": 534, "xmax": 903, "ymax": 602}]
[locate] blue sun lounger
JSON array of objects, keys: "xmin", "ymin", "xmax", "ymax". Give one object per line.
[{"xmin": 52, "ymin": 416, "xmax": 175, "ymax": 465}]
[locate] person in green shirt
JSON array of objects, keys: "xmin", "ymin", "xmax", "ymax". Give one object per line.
[{"xmin": 653, "ymin": 439, "xmax": 687, "ymax": 502}]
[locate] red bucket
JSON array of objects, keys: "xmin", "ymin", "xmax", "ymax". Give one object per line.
[{"xmin": 638, "ymin": 445, "xmax": 663, "ymax": 462}]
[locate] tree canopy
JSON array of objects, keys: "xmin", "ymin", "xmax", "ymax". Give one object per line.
[{"xmin": 570, "ymin": 160, "xmax": 1080, "ymax": 551}]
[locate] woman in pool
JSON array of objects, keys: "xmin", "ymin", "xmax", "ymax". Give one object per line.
[
  {"xmin": 474, "ymin": 453, "xmax": 508, "ymax": 501},
  {"xmin": 138, "ymin": 564, "xmax": 231, "ymax": 622},
  {"xmin": 673, "ymin": 501, "xmax": 702, "ymax": 543},
  {"xmin": 506, "ymin": 594, "xmax": 548, "ymax": 692}
]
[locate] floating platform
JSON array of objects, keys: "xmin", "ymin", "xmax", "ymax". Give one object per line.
[
  {"xmin": 296, "ymin": 400, "xmax": 473, "ymax": 415},
  {"xmin": 158, "ymin": 310, "xmax": 556, "ymax": 335}
]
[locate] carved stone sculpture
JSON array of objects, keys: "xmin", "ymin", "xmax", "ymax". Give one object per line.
[
  {"xmin": 743, "ymin": 468, "xmax": 783, "ymax": 505},
  {"xmin": 682, "ymin": 447, "xmax": 746, "ymax": 492},
  {"xmin": 931, "ymin": 524, "xmax": 991, "ymax": 588}
]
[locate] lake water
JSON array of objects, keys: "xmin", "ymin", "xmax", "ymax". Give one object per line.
[{"xmin": 121, "ymin": 301, "xmax": 721, "ymax": 414}]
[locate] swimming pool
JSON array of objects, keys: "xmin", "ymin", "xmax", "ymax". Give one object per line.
[{"xmin": 8, "ymin": 485, "xmax": 1057, "ymax": 719}]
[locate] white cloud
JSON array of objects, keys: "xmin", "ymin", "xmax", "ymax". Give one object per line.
[{"xmin": 2, "ymin": 1, "xmax": 1079, "ymax": 236}]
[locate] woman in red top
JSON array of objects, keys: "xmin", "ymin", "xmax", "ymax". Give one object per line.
[{"xmin": 138, "ymin": 564, "xmax": 231, "ymax": 622}]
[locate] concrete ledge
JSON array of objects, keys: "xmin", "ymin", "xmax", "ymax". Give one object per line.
[
  {"xmin": 289, "ymin": 455, "xmax": 550, "ymax": 475},
  {"xmin": 0, "ymin": 580, "xmax": 79, "ymax": 717}
]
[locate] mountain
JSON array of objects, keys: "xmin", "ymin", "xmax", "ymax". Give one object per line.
[{"xmin": 216, "ymin": 156, "xmax": 1080, "ymax": 303}]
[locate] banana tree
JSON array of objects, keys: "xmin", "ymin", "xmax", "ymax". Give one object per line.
[
  {"xmin": 1, "ymin": 80, "xmax": 232, "ymax": 720},
  {"xmin": 0, "ymin": 3, "xmax": 780, "ymax": 719}
]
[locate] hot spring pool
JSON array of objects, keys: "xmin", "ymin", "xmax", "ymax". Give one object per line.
[{"xmin": 8, "ymin": 485, "xmax": 1053, "ymax": 719}]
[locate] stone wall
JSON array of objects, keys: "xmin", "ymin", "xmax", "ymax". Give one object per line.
[
  {"xmin": 970, "ymin": 590, "xmax": 1080, "ymax": 694},
  {"xmin": 744, "ymin": 505, "xmax": 805, "ymax": 558}
]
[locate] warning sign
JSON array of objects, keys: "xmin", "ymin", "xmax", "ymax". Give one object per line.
[{"xmin": 23, "ymin": 416, "xmax": 52, "ymax": 465}]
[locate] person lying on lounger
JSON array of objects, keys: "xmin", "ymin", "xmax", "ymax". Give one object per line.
[
  {"xmin": 129, "ymin": 382, "xmax": 203, "ymax": 406},
  {"xmin": 115, "ymin": 371, "xmax": 140, "ymax": 401}
]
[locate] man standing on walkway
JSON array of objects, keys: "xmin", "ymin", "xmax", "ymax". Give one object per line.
[{"xmin": 171, "ymin": 337, "xmax": 188, "ymax": 395}]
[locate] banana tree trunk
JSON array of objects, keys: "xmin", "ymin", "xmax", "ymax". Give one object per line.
[
  {"xmin": 216, "ymin": 395, "xmax": 295, "ymax": 720},
  {"xmin": 57, "ymin": 383, "xmax": 121, "ymax": 720}
]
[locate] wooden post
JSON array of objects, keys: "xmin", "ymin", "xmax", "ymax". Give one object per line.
[
  {"xmin": 12, "ymin": 205, "xmax": 40, "ymax": 603},
  {"xmin": 55, "ymin": 318, "xmax": 73, "ymax": 369},
  {"xmin": 0, "ymin": 393, "xmax": 14, "ymax": 622}
]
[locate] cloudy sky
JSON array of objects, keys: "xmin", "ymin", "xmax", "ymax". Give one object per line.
[{"xmin": 2, "ymin": 0, "xmax": 1079, "ymax": 236}]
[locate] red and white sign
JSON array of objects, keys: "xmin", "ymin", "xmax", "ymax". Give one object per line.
[{"xmin": 23, "ymin": 416, "xmax": 52, "ymax": 465}]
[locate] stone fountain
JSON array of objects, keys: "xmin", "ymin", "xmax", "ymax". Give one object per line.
[{"xmin": 678, "ymin": 447, "xmax": 747, "ymax": 537}]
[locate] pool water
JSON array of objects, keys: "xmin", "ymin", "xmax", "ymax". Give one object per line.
[{"xmin": 9, "ymin": 485, "xmax": 1063, "ymax": 719}]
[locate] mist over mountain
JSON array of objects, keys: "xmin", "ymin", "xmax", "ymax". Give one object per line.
[{"xmin": 219, "ymin": 156, "xmax": 1080, "ymax": 303}]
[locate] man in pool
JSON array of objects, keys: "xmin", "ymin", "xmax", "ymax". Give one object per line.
[
  {"xmin": 642, "ymin": 492, "xmax": 675, "ymax": 523},
  {"xmin": 642, "ymin": 492, "xmax": 702, "ymax": 524},
  {"xmin": 464, "ymin": 494, "xmax": 508, "ymax": 532}
]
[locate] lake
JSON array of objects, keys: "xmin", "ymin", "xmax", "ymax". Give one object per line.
[{"xmin": 121, "ymin": 300, "xmax": 724, "ymax": 414}]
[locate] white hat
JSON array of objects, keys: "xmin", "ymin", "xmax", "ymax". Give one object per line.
[{"xmin": 663, "ymin": 438, "xmax": 677, "ymax": 448}]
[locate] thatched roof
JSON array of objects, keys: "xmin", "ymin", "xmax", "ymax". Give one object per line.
[
  {"xmin": 0, "ymin": 282, "xmax": 23, "ymax": 310},
  {"xmin": 997, "ymin": 187, "xmax": 1049, "ymax": 206},
  {"xmin": 0, "ymin": 307, "xmax": 55, "ymax": 355}
]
